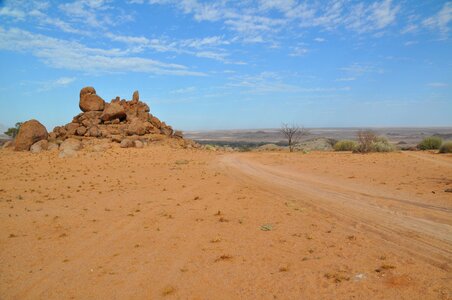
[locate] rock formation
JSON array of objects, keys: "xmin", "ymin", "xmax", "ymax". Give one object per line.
[
  {"xmin": 49, "ymin": 87, "xmax": 181, "ymax": 143},
  {"xmin": 14, "ymin": 119, "xmax": 48, "ymax": 151},
  {"xmin": 8, "ymin": 87, "xmax": 193, "ymax": 154}
]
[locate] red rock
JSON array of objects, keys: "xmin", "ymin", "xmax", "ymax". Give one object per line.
[
  {"xmin": 101, "ymin": 103, "xmax": 126, "ymax": 121},
  {"xmin": 14, "ymin": 119, "xmax": 48, "ymax": 151}
]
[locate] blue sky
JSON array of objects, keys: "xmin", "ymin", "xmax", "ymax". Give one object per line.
[{"xmin": 0, "ymin": 0, "xmax": 451, "ymax": 131}]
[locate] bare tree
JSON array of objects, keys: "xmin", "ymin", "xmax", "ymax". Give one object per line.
[
  {"xmin": 356, "ymin": 130, "xmax": 377, "ymax": 153},
  {"xmin": 280, "ymin": 123, "xmax": 307, "ymax": 152}
]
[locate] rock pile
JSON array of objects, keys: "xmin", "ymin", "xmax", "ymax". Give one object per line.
[
  {"xmin": 49, "ymin": 87, "xmax": 178, "ymax": 143},
  {"xmin": 10, "ymin": 87, "xmax": 193, "ymax": 154}
]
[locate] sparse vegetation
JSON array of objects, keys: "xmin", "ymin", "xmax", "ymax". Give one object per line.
[
  {"xmin": 334, "ymin": 140, "xmax": 357, "ymax": 151},
  {"xmin": 280, "ymin": 123, "xmax": 307, "ymax": 152},
  {"xmin": 418, "ymin": 136, "xmax": 443, "ymax": 150},
  {"xmin": 4, "ymin": 122, "xmax": 23, "ymax": 138},
  {"xmin": 354, "ymin": 131, "xmax": 395, "ymax": 153},
  {"xmin": 438, "ymin": 141, "xmax": 452, "ymax": 153},
  {"xmin": 371, "ymin": 136, "xmax": 396, "ymax": 152}
]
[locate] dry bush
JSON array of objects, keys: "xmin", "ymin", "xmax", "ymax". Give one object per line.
[
  {"xmin": 439, "ymin": 141, "xmax": 452, "ymax": 153},
  {"xmin": 355, "ymin": 130, "xmax": 377, "ymax": 153}
]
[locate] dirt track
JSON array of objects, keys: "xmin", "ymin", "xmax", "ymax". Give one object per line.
[
  {"xmin": 222, "ymin": 154, "xmax": 452, "ymax": 270},
  {"xmin": 1, "ymin": 147, "xmax": 451, "ymax": 299}
]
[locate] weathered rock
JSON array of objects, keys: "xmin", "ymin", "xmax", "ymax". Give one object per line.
[
  {"xmin": 173, "ymin": 130, "xmax": 183, "ymax": 139},
  {"xmin": 87, "ymin": 126, "xmax": 100, "ymax": 137},
  {"xmin": 111, "ymin": 135, "xmax": 122, "ymax": 143},
  {"xmin": 48, "ymin": 132, "xmax": 57, "ymax": 142},
  {"xmin": 79, "ymin": 86, "xmax": 105, "ymax": 112},
  {"xmin": 59, "ymin": 148, "xmax": 78, "ymax": 158},
  {"xmin": 65, "ymin": 123, "xmax": 79, "ymax": 135},
  {"xmin": 150, "ymin": 115, "xmax": 162, "ymax": 128},
  {"xmin": 120, "ymin": 139, "xmax": 134, "ymax": 148},
  {"xmin": 14, "ymin": 119, "xmax": 48, "ymax": 151},
  {"xmin": 161, "ymin": 126, "xmax": 173, "ymax": 136},
  {"xmin": 80, "ymin": 86, "xmax": 96, "ymax": 99},
  {"xmin": 30, "ymin": 140, "xmax": 48, "ymax": 153},
  {"xmin": 60, "ymin": 138, "xmax": 82, "ymax": 152},
  {"xmin": 48, "ymin": 142, "xmax": 59, "ymax": 151},
  {"xmin": 101, "ymin": 103, "xmax": 126, "ymax": 121},
  {"xmin": 134, "ymin": 140, "xmax": 144, "ymax": 148},
  {"xmin": 127, "ymin": 119, "xmax": 147, "ymax": 136},
  {"xmin": 133, "ymin": 90, "xmax": 139, "ymax": 102},
  {"xmin": 76, "ymin": 126, "xmax": 87, "ymax": 136}
]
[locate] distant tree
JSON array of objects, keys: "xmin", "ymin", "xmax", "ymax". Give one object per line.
[
  {"xmin": 4, "ymin": 122, "xmax": 23, "ymax": 139},
  {"xmin": 280, "ymin": 123, "xmax": 307, "ymax": 152}
]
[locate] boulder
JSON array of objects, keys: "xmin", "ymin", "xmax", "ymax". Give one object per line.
[
  {"xmin": 134, "ymin": 140, "xmax": 144, "ymax": 148},
  {"xmin": 76, "ymin": 126, "xmax": 87, "ymax": 136},
  {"xmin": 30, "ymin": 140, "xmax": 48, "ymax": 154},
  {"xmin": 14, "ymin": 119, "xmax": 48, "ymax": 151},
  {"xmin": 48, "ymin": 142, "xmax": 59, "ymax": 151},
  {"xmin": 79, "ymin": 86, "xmax": 105, "ymax": 112},
  {"xmin": 101, "ymin": 103, "xmax": 126, "ymax": 121},
  {"xmin": 59, "ymin": 148, "xmax": 78, "ymax": 158},
  {"xmin": 65, "ymin": 123, "xmax": 79, "ymax": 135},
  {"xmin": 120, "ymin": 139, "xmax": 134, "ymax": 148},
  {"xmin": 127, "ymin": 119, "xmax": 147, "ymax": 136},
  {"xmin": 60, "ymin": 138, "xmax": 82, "ymax": 152},
  {"xmin": 87, "ymin": 126, "xmax": 100, "ymax": 137}
]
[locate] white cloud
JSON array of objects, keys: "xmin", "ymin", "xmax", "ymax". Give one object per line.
[
  {"xmin": 38, "ymin": 77, "xmax": 76, "ymax": 92},
  {"xmin": 427, "ymin": 82, "xmax": 448, "ymax": 88},
  {"xmin": 0, "ymin": 27, "xmax": 205, "ymax": 76},
  {"xmin": 314, "ymin": 37, "xmax": 326, "ymax": 42},
  {"xmin": 0, "ymin": 6, "xmax": 26, "ymax": 20},
  {"xmin": 336, "ymin": 77, "xmax": 356, "ymax": 82},
  {"xmin": 423, "ymin": 2, "xmax": 452, "ymax": 36},
  {"xmin": 290, "ymin": 46, "xmax": 309, "ymax": 57}
]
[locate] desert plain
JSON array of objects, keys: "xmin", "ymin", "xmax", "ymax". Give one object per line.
[{"xmin": 0, "ymin": 143, "xmax": 451, "ymax": 299}]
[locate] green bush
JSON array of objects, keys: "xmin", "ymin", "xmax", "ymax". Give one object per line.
[
  {"xmin": 334, "ymin": 140, "xmax": 357, "ymax": 151},
  {"xmin": 418, "ymin": 136, "xmax": 443, "ymax": 150},
  {"xmin": 439, "ymin": 141, "xmax": 452, "ymax": 153}
]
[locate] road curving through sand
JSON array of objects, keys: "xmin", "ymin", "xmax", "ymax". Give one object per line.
[{"xmin": 221, "ymin": 154, "xmax": 452, "ymax": 271}]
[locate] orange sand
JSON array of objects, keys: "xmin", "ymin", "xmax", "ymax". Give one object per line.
[{"xmin": 0, "ymin": 146, "xmax": 451, "ymax": 299}]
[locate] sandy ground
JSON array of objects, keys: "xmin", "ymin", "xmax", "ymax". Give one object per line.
[{"xmin": 0, "ymin": 146, "xmax": 451, "ymax": 299}]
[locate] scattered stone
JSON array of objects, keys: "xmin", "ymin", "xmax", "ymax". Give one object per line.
[
  {"xmin": 60, "ymin": 138, "xmax": 82, "ymax": 152},
  {"xmin": 134, "ymin": 140, "xmax": 144, "ymax": 148},
  {"xmin": 30, "ymin": 140, "xmax": 48, "ymax": 153},
  {"xmin": 14, "ymin": 119, "xmax": 48, "ymax": 151},
  {"xmin": 120, "ymin": 139, "xmax": 134, "ymax": 148},
  {"xmin": 87, "ymin": 126, "xmax": 100, "ymax": 138},
  {"xmin": 59, "ymin": 148, "xmax": 78, "ymax": 158},
  {"xmin": 445, "ymin": 188, "xmax": 452, "ymax": 193},
  {"xmin": 76, "ymin": 126, "xmax": 87, "ymax": 136},
  {"xmin": 48, "ymin": 142, "xmax": 59, "ymax": 151}
]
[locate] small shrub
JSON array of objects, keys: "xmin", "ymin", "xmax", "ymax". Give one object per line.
[
  {"xmin": 439, "ymin": 141, "xmax": 452, "ymax": 153},
  {"xmin": 334, "ymin": 140, "xmax": 357, "ymax": 151},
  {"xmin": 355, "ymin": 130, "xmax": 377, "ymax": 153},
  {"xmin": 418, "ymin": 136, "xmax": 443, "ymax": 150}
]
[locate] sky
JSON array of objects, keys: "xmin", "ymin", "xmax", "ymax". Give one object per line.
[{"xmin": 0, "ymin": 0, "xmax": 451, "ymax": 132}]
